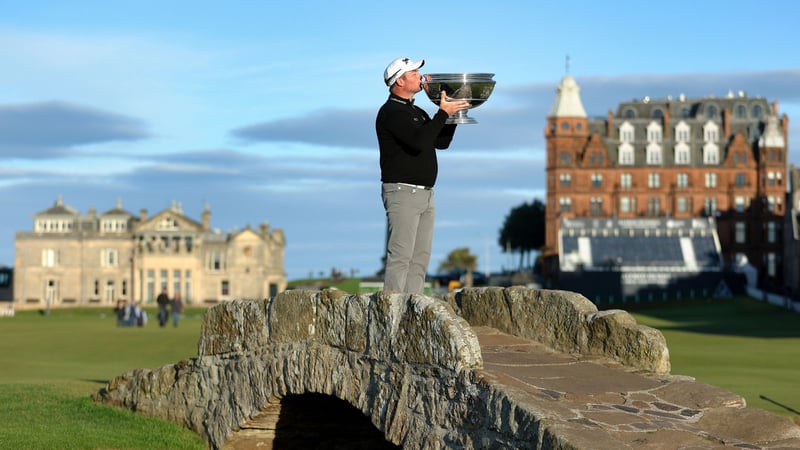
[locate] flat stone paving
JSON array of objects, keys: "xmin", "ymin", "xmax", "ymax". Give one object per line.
[{"xmin": 473, "ymin": 326, "xmax": 800, "ymax": 449}]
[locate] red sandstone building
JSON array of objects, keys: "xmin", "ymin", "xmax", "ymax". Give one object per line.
[{"xmin": 542, "ymin": 75, "xmax": 788, "ymax": 293}]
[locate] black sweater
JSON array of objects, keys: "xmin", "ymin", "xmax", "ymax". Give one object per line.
[{"xmin": 375, "ymin": 93, "xmax": 457, "ymax": 187}]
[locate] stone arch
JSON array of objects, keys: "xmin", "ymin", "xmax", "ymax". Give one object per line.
[
  {"xmin": 229, "ymin": 392, "xmax": 401, "ymax": 449},
  {"xmin": 95, "ymin": 290, "xmax": 486, "ymax": 448}
]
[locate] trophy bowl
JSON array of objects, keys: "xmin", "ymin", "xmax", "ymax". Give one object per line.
[{"xmin": 423, "ymin": 73, "xmax": 496, "ymax": 124}]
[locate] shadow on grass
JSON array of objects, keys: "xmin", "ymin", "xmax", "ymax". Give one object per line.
[{"xmin": 614, "ymin": 297, "xmax": 800, "ymax": 339}]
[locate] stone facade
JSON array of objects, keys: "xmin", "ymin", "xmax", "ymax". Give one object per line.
[
  {"xmin": 13, "ymin": 196, "xmax": 286, "ymax": 309},
  {"xmin": 543, "ymin": 76, "xmax": 789, "ymax": 289}
]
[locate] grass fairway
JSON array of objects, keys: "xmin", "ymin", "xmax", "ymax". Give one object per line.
[
  {"xmin": 0, "ymin": 307, "xmax": 207, "ymax": 449},
  {"xmin": 627, "ymin": 297, "xmax": 800, "ymax": 421}
]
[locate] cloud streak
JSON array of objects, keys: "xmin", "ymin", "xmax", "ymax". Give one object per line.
[{"xmin": 0, "ymin": 101, "xmax": 149, "ymax": 158}]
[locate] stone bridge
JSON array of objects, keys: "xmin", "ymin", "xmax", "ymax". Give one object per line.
[{"xmin": 94, "ymin": 287, "xmax": 800, "ymax": 449}]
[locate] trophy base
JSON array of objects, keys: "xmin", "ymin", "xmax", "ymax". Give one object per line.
[
  {"xmin": 447, "ymin": 110, "xmax": 477, "ymax": 124},
  {"xmin": 446, "ymin": 117, "xmax": 477, "ymax": 124}
]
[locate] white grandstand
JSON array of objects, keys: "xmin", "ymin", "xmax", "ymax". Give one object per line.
[{"xmin": 557, "ymin": 217, "xmax": 726, "ymax": 302}]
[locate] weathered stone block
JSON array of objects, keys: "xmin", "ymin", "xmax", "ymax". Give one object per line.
[
  {"xmin": 268, "ymin": 289, "xmax": 317, "ymax": 342},
  {"xmin": 312, "ymin": 288, "xmax": 350, "ymax": 348},
  {"xmin": 457, "ymin": 287, "xmax": 669, "ymax": 373},
  {"xmin": 198, "ymin": 299, "xmax": 269, "ymax": 357},
  {"xmin": 586, "ymin": 309, "xmax": 671, "ymax": 373}
]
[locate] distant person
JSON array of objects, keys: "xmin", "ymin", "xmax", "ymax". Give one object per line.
[
  {"xmin": 171, "ymin": 292, "xmax": 184, "ymax": 327},
  {"xmin": 134, "ymin": 302, "xmax": 147, "ymax": 327},
  {"xmin": 376, "ymin": 56, "xmax": 468, "ymax": 294},
  {"xmin": 156, "ymin": 288, "xmax": 170, "ymax": 327},
  {"xmin": 114, "ymin": 300, "xmax": 127, "ymax": 326}
]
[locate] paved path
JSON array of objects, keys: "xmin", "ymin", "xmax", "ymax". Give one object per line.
[{"xmin": 474, "ymin": 326, "xmax": 800, "ymax": 449}]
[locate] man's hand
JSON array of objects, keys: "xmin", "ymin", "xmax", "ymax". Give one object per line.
[{"xmin": 439, "ymin": 90, "xmax": 469, "ymax": 117}]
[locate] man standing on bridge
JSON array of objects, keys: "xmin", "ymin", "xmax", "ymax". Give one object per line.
[{"xmin": 376, "ymin": 57, "xmax": 468, "ymax": 294}]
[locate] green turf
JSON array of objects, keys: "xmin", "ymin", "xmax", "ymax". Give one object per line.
[
  {"xmin": 0, "ymin": 307, "xmax": 206, "ymax": 449},
  {"xmin": 627, "ymin": 297, "xmax": 800, "ymax": 419}
]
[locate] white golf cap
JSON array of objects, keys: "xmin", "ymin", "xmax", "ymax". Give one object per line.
[{"xmin": 383, "ymin": 57, "xmax": 425, "ymax": 86}]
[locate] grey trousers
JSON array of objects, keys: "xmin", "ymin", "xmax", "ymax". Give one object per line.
[{"xmin": 382, "ymin": 183, "xmax": 435, "ymax": 294}]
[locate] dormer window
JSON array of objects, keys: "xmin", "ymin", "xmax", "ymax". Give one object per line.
[
  {"xmin": 752, "ymin": 104, "xmax": 763, "ymax": 118},
  {"xmin": 675, "ymin": 121, "xmax": 690, "ymax": 143},
  {"xmin": 702, "ymin": 121, "xmax": 720, "ymax": 164},
  {"xmin": 735, "ymin": 104, "xmax": 747, "ymax": 118},
  {"xmin": 703, "ymin": 121, "xmax": 719, "ymax": 142},
  {"xmin": 101, "ymin": 219, "xmax": 128, "ymax": 233},
  {"xmin": 619, "ymin": 122, "xmax": 634, "ymax": 143},
  {"xmin": 618, "ymin": 122, "xmax": 634, "ymax": 165},
  {"xmin": 705, "ymin": 104, "xmax": 719, "ymax": 119},
  {"xmin": 674, "ymin": 142, "xmax": 690, "ymax": 164},
  {"xmin": 646, "ymin": 143, "xmax": 662, "ymax": 164},
  {"xmin": 703, "ymin": 144, "xmax": 719, "ymax": 164},
  {"xmin": 647, "ymin": 121, "xmax": 662, "ymax": 143}
]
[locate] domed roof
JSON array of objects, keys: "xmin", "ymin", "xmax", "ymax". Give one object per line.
[{"xmin": 547, "ymin": 75, "xmax": 587, "ymax": 118}]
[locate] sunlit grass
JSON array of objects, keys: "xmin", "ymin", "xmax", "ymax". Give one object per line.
[
  {"xmin": 0, "ymin": 307, "xmax": 206, "ymax": 449},
  {"xmin": 628, "ymin": 297, "xmax": 800, "ymax": 419}
]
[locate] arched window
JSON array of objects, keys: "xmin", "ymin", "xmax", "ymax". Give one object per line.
[
  {"xmin": 735, "ymin": 104, "xmax": 747, "ymax": 118},
  {"xmin": 705, "ymin": 104, "xmax": 719, "ymax": 119},
  {"xmin": 752, "ymin": 104, "xmax": 763, "ymax": 118},
  {"xmin": 623, "ymin": 108, "xmax": 636, "ymax": 118},
  {"xmin": 652, "ymin": 108, "xmax": 664, "ymax": 119}
]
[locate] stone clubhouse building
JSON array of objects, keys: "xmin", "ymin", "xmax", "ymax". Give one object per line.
[{"xmin": 13, "ymin": 197, "xmax": 287, "ymax": 309}]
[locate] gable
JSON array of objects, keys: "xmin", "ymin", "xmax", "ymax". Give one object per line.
[
  {"xmin": 136, "ymin": 209, "xmax": 204, "ymax": 233},
  {"xmin": 231, "ymin": 228, "xmax": 262, "ymax": 244}
]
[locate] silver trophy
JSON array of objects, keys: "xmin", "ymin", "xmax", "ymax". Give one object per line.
[{"xmin": 423, "ymin": 73, "xmax": 496, "ymax": 124}]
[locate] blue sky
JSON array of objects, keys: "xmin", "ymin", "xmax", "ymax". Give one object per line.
[{"xmin": 1, "ymin": 1, "xmax": 799, "ymax": 280}]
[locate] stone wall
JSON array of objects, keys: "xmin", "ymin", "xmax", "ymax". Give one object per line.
[
  {"xmin": 93, "ymin": 287, "xmax": 675, "ymax": 448},
  {"xmin": 452, "ymin": 287, "xmax": 670, "ymax": 373}
]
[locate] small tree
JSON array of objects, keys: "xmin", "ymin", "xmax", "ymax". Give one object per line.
[
  {"xmin": 438, "ymin": 247, "xmax": 478, "ymax": 272},
  {"xmin": 438, "ymin": 247, "xmax": 478, "ymax": 287}
]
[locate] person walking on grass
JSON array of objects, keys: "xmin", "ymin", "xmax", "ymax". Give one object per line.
[
  {"xmin": 156, "ymin": 288, "xmax": 170, "ymax": 327},
  {"xmin": 171, "ymin": 292, "xmax": 184, "ymax": 327}
]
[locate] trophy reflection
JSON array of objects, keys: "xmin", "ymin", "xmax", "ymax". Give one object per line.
[{"xmin": 423, "ymin": 73, "xmax": 496, "ymax": 124}]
